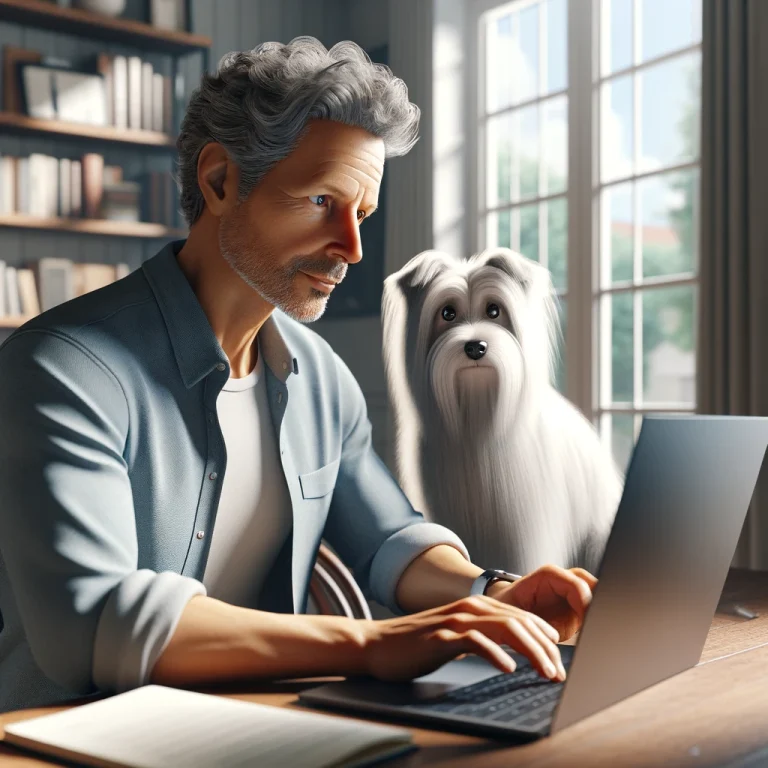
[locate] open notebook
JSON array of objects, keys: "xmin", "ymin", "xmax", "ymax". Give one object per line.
[{"xmin": 3, "ymin": 684, "xmax": 416, "ymax": 768}]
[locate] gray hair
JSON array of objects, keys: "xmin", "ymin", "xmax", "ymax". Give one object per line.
[{"xmin": 177, "ymin": 36, "xmax": 421, "ymax": 226}]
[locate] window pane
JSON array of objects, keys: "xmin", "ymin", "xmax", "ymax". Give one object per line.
[
  {"xmin": 602, "ymin": 183, "xmax": 633, "ymax": 285},
  {"xmin": 486, "ymin": 12, "xmax": 516, "ymax": 113},
  {"xmin": 641, "ymin": 0, "xmax": 702, "ymax": 63},
  {"xmin": 543, "ymin": 96, "xmax": 568, "ymax": 195},
  {"xmin": 487, "ymin": 106, "xmax": 539, "ymax": 207},
  {"xmin": 518, "ymin": 4, "xmax": 540, "ymax": 101},
  {"xmin": 486, "ymin": 112, "xmax": 513, "ymax": 208},
  {"xmin": 642, "ymin": 284, "xmax": 696, "ymax": 405},
  {"xmin": 547, "ymin": 197, "xmax": 568, "ymax": 291},
  {"xmin": 601, "ymin": 74, "xmax": 633, "ymax": 182},
  {"xmin": 555, "ymin": 296, "xmax": 567, "ymax": 393},
  {"xmin": 602, "ymin": 0, "xmax": 632, "ymax": 75},
  {"xmin": 639, "ymin": 169, "xmax": 698, "ymax": 279},
  {"xmin": 640, "ymin": 52, "xmax": 701, "ymax": 174},
  {"xmin": 609, "ymin": 412, "xmax": 635, "ymax": 472},
  {"xmin": 610, "ymin": 292, "xmax": 634, "ymax": 403},
  {"xmin": 486, "ymin": 209, "xmax": 514, "ymax": 250},
  {"xmin": 519, "ymin": 104, "xmax": 540, "ymax": 200},
  {"xmin": 519, "ymin": 203, "xmax": 540, "ymax": 261},
  {"xmin": 486, "ymin": 5, "xmax": 539, "ymax": 112},
  {"xmin": 546, "ymin": 0, "xmax": 568, "ymax": 93}
]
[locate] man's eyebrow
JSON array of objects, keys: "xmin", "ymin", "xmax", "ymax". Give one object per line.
[{"xmin": 320, "ymin": 180, "xmax": 378, "ymax": 213}]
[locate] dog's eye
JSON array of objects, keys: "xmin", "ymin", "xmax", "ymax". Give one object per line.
[
  {"xmin": 441, "ymin": 306, "xmax": 457, "ymax": 322},
  {"xmin": 486, "ymin": 303, "xmax": 500, "ymax": 319}
]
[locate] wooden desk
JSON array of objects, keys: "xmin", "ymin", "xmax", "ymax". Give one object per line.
[{"xmin": 2, "ymin": 568, "xmax": 768, "ymax": 768}]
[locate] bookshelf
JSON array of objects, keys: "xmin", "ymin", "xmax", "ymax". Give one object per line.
[
  {"xmin": 0, "ymin": 213, "xmax": 186, "ymax": 238},
  {"xmin": 0, "ymin": 0, "xmax": 209, "ymax": 322},
  {"xmin": 0, "ymin": 0, "xmax": 211, "ymax": 55},
  {"xmin": 0, "ymin": 111, "xmax": 176, "ymax": 148}
]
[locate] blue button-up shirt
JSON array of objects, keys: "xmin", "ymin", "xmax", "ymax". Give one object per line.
[{"xmin": 0, "ymin": 240, "xmax": 468, "ymax": 713}]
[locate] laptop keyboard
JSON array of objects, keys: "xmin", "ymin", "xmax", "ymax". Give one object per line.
[{"xmin": 409, "ymin": 664, "xmax": 566, "ymax": 731}]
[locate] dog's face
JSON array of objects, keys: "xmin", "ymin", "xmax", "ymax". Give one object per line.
[{"xmin": 382, "ymin": 248, "xmax": 559, "ymax": 440}]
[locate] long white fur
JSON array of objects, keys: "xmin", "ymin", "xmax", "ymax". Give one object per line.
[{"xmin": 381, "ymin": 247, "xmax": 624, "ymax": 575}]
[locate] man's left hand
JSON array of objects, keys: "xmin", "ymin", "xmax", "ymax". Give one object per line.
[{"xmin": 486, "ymin": 565, "xmax": 597, "ymax": 642}]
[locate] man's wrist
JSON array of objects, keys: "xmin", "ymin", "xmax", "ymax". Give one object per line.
[{"xmin": 395, "ymin": 544, "xmax": 486, "ymax": 613}]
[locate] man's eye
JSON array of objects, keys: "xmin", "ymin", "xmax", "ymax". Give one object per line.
[
  {"xmin": 309, "ymin": 195, "xmax": 327, "ymax": 206},
  {"xmin": 357, "ymin": 210, "xmax": 365, "ymax": 222}
]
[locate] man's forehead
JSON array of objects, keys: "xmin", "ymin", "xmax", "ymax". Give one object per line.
[{"xmin": 298, "ymin": 121, "xmax": 384, "ymax": 168}]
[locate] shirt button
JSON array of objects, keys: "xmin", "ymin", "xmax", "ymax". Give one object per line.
[
  {"xmin": 277, "ymin": 392, "xmax": 283, "ymax": 404},
  {"xmin": 196, "ymin": 530, "xmax": 205, "ymax": 539},
  {"xmin": 282, "ymin": 361, "xmax": 288, "ymax": 370},
  {"xmin": 209, "ymin": 471, "xmax": 217, "ymax": 480},
  {"xmin": 216, "ymin": 363, "xmax": 226, "ymax": 372}
]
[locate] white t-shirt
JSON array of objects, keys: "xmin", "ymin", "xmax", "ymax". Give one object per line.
[{"xmin": 202, "ymin": 343, "xmax": 293, "ymax": 608}]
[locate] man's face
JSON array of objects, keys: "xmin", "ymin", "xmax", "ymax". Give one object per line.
[{"xmin": 218, "ymin": 119, "xmax": 385, "ymax": 323}]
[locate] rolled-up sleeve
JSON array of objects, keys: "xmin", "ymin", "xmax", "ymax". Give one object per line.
[
  {"xmin": 322, "ymin": 353, "xmax": 469, "ymax": 615},
  {"xmin": 0, "ymin": 330, "xmax": 205, "ymax": 696}
]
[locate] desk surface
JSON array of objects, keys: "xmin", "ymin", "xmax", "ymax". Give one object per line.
[{"xmin": 2, "ymin": 568, "xmax": 768, "ymax": 768}]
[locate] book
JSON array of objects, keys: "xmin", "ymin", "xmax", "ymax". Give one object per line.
[
  {"xmin": 127, "ymin": 56, "xmax": 143, "ymax": 130},
  {"xmin": 36, "ymin": 257, "xmax": 74, "ymax": 311},
  {"xmin": 16, "ymin": 268, "xmax": 40, "ymax": 316},
  {"xmin": 2, "ymin": 46, "xmax": 42, "ymax": 113},
  {"xmin": 2, "ymin": 684, "xmax": 416, "ymax": 768},
  {"xmin": 4, "ymin": 266, "xmax": 20, "ymax": 315}
]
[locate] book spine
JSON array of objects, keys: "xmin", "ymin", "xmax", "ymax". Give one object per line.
[
  {"xmin": 127, "ymin": 56, "xmax": 143, "ymax": 130},
  {"xmin": 112, "ymin": 55, "xmax": 128, "ymax": 130},
  {"xmin": 96, "ymin": 53, "xmax": 114, "ymax": 126},
  {"xmin": 5, "ymin": 266, "xmax": 20, "ymax": 315},
  {"xmin": 81, "ymin": 153, "xmax": 104, "ymax": 219},
  {"xmin": 141, "ymin": 62, "xmax": 154, "ymax": 131},
  {"xmin": 70, "ymin": 160, "xmax": 82, "ymax": 217}
]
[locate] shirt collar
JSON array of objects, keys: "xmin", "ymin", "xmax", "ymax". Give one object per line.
[{"xmin": 142, "ymin": 240, "xmax": 298, "ymax": 389}]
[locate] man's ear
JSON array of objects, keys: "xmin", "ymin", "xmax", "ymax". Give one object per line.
[{"xmin": 197, "ymin": 143, "xmax": 238, "ymax": 217}]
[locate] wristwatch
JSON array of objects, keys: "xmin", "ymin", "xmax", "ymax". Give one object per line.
[{"xmin": 470, "ymin": 569, "xmax": 523, "ymax": 597}]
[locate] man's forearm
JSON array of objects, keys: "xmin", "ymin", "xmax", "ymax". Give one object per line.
[
  {"xmin": 149, "ymin": 595, "xmax": 369, "ymax": 687},
  {"xmin": 394, "ymin": 544, "xmax": 489, "ymax": 613}
]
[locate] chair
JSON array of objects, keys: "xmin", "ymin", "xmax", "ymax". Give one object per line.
[{"xmin": 309, "ymin": 543, "xmax": 372, "ymax": 620}]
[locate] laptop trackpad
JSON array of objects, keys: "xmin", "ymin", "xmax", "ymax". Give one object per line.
[{"xmin": 304, "ymin": 653, "xmax": 531, "ymax": 707}]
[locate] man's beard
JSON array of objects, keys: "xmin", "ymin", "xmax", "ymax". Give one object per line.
[{"xmin": 218, "ymin": 208, "xmax": 346, "ymax": 323}]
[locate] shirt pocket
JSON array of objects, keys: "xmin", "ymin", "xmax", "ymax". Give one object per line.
[{"xmin": 299, "ymin": 457, "xmax": 340, "ymax": 499}]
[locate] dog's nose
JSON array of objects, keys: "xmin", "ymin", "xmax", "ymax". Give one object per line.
[{"xmin": 464, "ymin": 340, "xmax": 488, "ymax": 360}]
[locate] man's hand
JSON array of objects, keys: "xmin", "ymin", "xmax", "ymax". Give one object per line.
[
  {"xmin": 486, "ymin": 564, "xmax": 597, "ymax": 641},
  {"xmin": 360, "ymin": 595, "xmax": 566, "ymax": 683}
]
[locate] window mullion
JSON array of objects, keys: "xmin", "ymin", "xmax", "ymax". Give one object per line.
[{"xmin": 566, "ymin": 0, "xmax": 596, "ymax": 420}]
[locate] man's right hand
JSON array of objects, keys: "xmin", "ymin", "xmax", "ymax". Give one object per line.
[
  {"xmin": 359, "ymin": 595, "xmax": 566, "ymax": 683},
  {"xmin": 150, "ymin": 593, "xmax": 565, "ymax": 690}
]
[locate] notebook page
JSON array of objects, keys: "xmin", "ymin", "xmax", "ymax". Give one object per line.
[{"xmin": 4, "ymin": 685, "xmax": 414, "ymax": 768}]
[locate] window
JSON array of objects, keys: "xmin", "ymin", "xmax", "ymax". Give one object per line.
[{"xmin": 472, "ymin": 0, "xmax": 702, "ymax": 471}]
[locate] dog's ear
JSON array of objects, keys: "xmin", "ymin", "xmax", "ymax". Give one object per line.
[
  {"xmin": 475, "ymin": 246, "xmax": 561, "ymax": 386},
  {"xmin": 381, "ymin": 250, "xmax": 454, "ymax": 503},
  {"xmin": 474, "ymin": 247, "xmax": 535, "ymax": 292},
  {"xmin": 381, "ymin": 249, "xmax": 455, "ymax": 360}
]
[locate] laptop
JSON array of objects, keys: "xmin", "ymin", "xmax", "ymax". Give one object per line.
[{"xmin": 298, "ymin": 415, "xmax": 768, "ymax": 741}]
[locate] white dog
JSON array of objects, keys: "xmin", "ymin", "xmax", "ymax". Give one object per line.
[{"xmin": 381, "ymin": 247, "xmax": 623, "ymax": 576}]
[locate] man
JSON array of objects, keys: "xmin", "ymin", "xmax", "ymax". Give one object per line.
[{"xmin": 0, "ymin": 38, "xmax": 596, "ymax": 713}]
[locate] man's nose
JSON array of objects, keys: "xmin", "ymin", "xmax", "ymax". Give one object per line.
[{"xmin": 328, "ymin": 207, "xmax": 363, "ymax": 264}]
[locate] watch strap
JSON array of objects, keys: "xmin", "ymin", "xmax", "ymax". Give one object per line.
[{"xmin": 470, "ymin": 568, "xmax": 523, "ymax": 597}]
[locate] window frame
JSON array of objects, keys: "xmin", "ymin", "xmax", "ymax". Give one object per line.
[{"xmin": 467, "ymin": 0, "xmax": 701, "ymax": 455}]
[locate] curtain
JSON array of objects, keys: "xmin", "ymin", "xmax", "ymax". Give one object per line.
[{"xmin": 698, "ymin": 0, "xmax": 768, "ymax": 568}]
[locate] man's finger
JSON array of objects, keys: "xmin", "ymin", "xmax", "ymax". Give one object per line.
[{"xmin": 569, "ymin": 567, "xmax": 598, "ymax": 588}]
